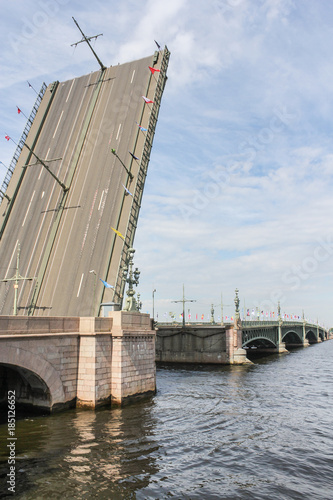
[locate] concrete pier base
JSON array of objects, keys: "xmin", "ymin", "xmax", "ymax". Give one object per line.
[
  {"xmin": 0, "ymin": 313, "xmax": 156, "ymax": 412},
  {"xmin": 109, "ymin": 311, "xmax": 156, "ymax": 406}
]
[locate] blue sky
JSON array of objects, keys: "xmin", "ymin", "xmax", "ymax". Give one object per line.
[{"xmin": 1, "ymin": 0, "xmax": 333, "ymax": 326}]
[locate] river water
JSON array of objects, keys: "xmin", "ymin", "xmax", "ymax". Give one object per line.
[{"xmin": 1, "ymin": 341, "xmax": 333, "ymax": 499}]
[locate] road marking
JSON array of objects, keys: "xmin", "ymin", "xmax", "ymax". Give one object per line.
[
  {"xmin": 41, "ymin": 191, "xmax": 45, "ymax": 199},
  {"xmin": 131, "ymin": 69, "xmax": 135, "ymax": 83},
  {"xmin": 52, "ymin": 110, "xmax": 64, "ymax": 139},
  {"xmin": 77, "ymin": 273, "xmax": 84, "ymax": 297},
  {"xmin": 45, "ymin": 147, "xmax": 50, "ymax": 160},
  {"xmin": 38, "ymin": 166, "xmax": 43, "ymax": 180},
  {"xmin": 116, "ymin": 123, "xmax": 121, "ymax": 140},
  {"xmin": 22, "ymin": 191, "xmax": 35, "ymax": 227},
  {"xmin": 66, "ymin": 79, "xmax": 75, "ymax": 103},
  {"xmin": 5, "ymin": 240, "xmax": 19, "ymax": 278},
  {"xmin": 98, "ymin": 190, "xmax": 105, "ymax": 211}
]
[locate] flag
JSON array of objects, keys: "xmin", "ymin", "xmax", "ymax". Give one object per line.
[
  {"xmin": 136, "ymin": 121, "xmax": 147, "ymax": 131},
  {"xmin": 5, "ymin": 135, "xmax": 10, "ymax": 141},
  {"xmin": 100, "ymin": 279, "xmax": 114, "ymax": 289},
  {"xmin": 149, "ymin": 66, "xmax": 160, "ymax": 74},
  {"xmin": 129, "ymin": 151, "xmax": 139, "ymax": 160},
  {"xmin": 201, "ymin": 314, "xmax": 204, "ymax": 320},
  {"xmin": 122, "ymin": 184, "xmax": 133, "ymax": 196},
  {"xmin": 17, "ymin": 107, "xmax": 21, "ymax": 114},
  {"xmin": 154, "ymin": 40, "xmax": 161, "ymax": 50},
  {"xmin": 111, "ymin": 227, "xmax": 125, "ymax": 240},
  {"xmin": 142, "ymin": 96, "xmax": 154, "ymax": 104}
]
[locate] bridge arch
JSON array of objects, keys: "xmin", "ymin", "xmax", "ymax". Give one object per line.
[
  {"xmin": 0, "ymin": 346, "xmax": 65, "ymax": 410},
  {"xmin": 306, "ymin": 329, "xmax": 317, "ymax": 344},
  {"xmin": 282, "ymin": 330, "xmax": 303, "ymax": 345},
  {"xmin": 243, "ymin": 337, "xmax": 277, "ymax": 349}
]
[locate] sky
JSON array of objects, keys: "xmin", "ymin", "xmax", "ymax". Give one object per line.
[{"xmin": 1, "ymin": 0, "xmax": 333, "ymax": 326}]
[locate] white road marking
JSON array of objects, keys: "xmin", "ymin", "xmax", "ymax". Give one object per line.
[
  {"xmin": 41, "ymin": 191, "xmax": 45, "ymax": 199},
  {"xmin": 131, "ymin": 69, "xmax": 135, "ymax": 83},
  {"xmin": 77, "ymin": 273, "xmax": 84, "ymax": 297},
  {"xmin": 116, "ymin": 123, "xmax": 121, "ymax": 140},
  {"xmin": 52, "ymin": 110, "xmax": 64, "ymax": 139},
  {"xmin": 98, "ymin": 190, "xmax": 105, "ymax": 211},
  {"xmin": 66, "ymin": 79, "xmax": 75, "ymax": 103},
  {"xmin": 45, "ymin": 147, "xmax": 50, "ymax": 160},
  {"xmin": 22, "ymin": 191, "xmax": 35, "ymax": 227},
  {"xmin": 5, "ymin": 240, "xmax": 19, "ymax": 278}
]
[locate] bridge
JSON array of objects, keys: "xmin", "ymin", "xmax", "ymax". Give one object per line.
[
  {"xmin": 242, "ymin": 320, "xmax": 329, "ymax": 351},
  {"xmin": 156, "ymin": 292, "xmax": 331, "ymax": 364},
  {"xmin": 0, "ymin": 47, "xmax": 169, "ymax": 412},
  {"xmin": 0, "ymin": 47, "xmax": 170, "ymax": 317},
  {"xmin": 0, "ymin": 312, "xmax": 156, "ymax": 412}
]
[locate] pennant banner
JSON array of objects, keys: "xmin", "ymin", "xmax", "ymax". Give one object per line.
[
  {"xmin": 142, "ymin": 96, "xmax": 154, "ymax": 104},
  {"xmin": 136, "ymin": 121, "xmax": 147, "ymax": 132},
  {"xmin": 111, "ymin": 227, "xmax": 125, "ymax": 240},
  {"xmin": 149, "ymin": 66, "xmax": 160, "ymax": 74},
  {"xmin": 100, "ymin": 279, "xmax": 114, "ymax": 289},
  {"xmin": 129, "ymin": 151, "xmax": 139, "ymax": 161}
]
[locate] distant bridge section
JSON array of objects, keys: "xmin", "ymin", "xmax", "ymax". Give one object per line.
[
  {"xmin": 241, "ymin": 320, "xmax": 329, "ymax": 350},
  {"xmin": 0, "ymin": 48, "xmax": 170, "ymax": 317},
  {"xmin": 156, "ymin": 319, "xmax": 331, "ymax": 364}
]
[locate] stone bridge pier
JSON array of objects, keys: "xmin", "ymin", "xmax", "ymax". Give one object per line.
[{"xmin": 0, "ymin": 312, "xmax": 156, "ymax": 413}]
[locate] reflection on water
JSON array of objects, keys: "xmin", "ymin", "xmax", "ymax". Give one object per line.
[{"xmin": 1, "ymin": 342, "xmax": 333, "ymax": 499}]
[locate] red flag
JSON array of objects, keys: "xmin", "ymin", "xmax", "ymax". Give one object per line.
[
  {"xmin": 142, "ymin": 95, "xmax": 154, "ymax": 104},
  {"xmin": 149, "ymin": 66, "xmax": 160, "ymax": 74},
  {"xmin": 5, "ymin": 135, "xmax": 10, "ymax": 141},
  {"xmin": 17, "ymin": 107, "xmax": 21, "ymax": 114}
]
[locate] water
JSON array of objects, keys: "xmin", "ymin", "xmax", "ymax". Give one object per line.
[{"xmin": 1, "ymin": 342, "xmax": 333, "ymax": 499}]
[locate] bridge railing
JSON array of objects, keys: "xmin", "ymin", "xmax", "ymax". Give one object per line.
[{"xmin": 0, "ymin": 82, "xmax": 47, "ymax": 204}]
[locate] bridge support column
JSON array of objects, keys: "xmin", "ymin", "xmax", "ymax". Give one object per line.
[
  {"xmin": 109, "ymin": 311, "xmax": 156, "ymax": 406},
  {"xmin": 276, "ymin": 342, "xmax": 288, "ymax": 353},
  {"xmin": 77, "ymin": 318, "xmax": 112, "ymax": 408},
  {"xmin": 226, "ymin": 324, "xmax": 251, "ymax": 364}
]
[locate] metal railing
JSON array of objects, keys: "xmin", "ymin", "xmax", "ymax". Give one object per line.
[{"xmin": 0, "ymin": 82, "xmax": 47, "ymax": 203}]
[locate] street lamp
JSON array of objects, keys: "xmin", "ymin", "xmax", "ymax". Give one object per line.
[
  {"xmin": 89, "ymin": 270, "xmax": 97, "ymax": 316},
  {"xmin": 152, "ymin": 288, "xmax": 156, "ymax": 321}
]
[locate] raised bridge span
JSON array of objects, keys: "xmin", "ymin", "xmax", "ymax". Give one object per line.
[{"xmin": 0, "ymin": 47, "xmax": 170, "ymax": 317}]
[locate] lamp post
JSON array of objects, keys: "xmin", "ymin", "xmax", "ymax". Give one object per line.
[
  {"xmin": 152, "ymin": 288, "xmax": 156, "ymax": 321},
  {"xmin": 89, "ymin": 269, "xmax": 97, "ymax": 316},
  {"xmin": 0, "ymin": 244, "xmax": 35, "ymax": 315},
  {"xmin": 172, "ymin": 284, "xmax": 196, "ymax": 328},
  {"xmin": 122, "ymin": 248, "xmax": 140, "ymax": 311}
]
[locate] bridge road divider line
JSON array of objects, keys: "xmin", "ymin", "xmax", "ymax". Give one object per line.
[
  {"xmin": 0, "ymin": 83, "xmax": 59, "ymax": 240},
  {"xmin": 28, "ymin": 69, "xmax": 106, "ymax": 316}
]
